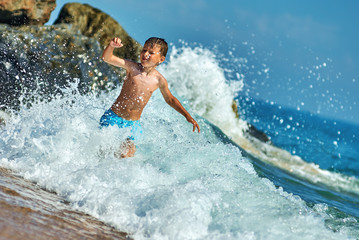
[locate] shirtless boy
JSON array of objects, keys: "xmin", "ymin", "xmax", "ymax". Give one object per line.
[{"xmin": 100, "ymin": 37, "xmax": 200, "ymax": 158}]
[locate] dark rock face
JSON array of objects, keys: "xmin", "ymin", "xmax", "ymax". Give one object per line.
[
  {"xmin": 245, "ymin": 124, "xmax": 271, "ymax": 143},
  {"xmin": 54, "ymin": 3, "xmax": 142, "ymax": 62},
  {"xmin": 0, "ymin": 0, "xmax": 56, "ymax": 26},
  {"xmin": 0, "ymin": 3, "xmax": 144, "ymax": 112},
  {"xmin": 0, "ymin": 24, "xmax": 125, "ymax": 111}
]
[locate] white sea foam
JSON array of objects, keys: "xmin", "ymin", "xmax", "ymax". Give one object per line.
[
  {"xmin": 159, "ymin": 45, "xmax": 248, "ymax": 137},
  {"xmin": 0, "ymin": 47, "xmax": 356, "ymax": 239},
  {"xmin": 160, "ymin": 45, "xmax": 359, "ymax": 196}
]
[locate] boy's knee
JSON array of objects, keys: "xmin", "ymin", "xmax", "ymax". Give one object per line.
[{"xmin": 116, "ymin": 140, "xmax": 136, "ymax": 158}]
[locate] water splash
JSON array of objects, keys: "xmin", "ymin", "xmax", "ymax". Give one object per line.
[
  {"xmin": 0, "ymin": 47, "xmax": 358, "ymax": 239},
  {"xmin": 159, "ymin": 44, "xmax": 248, "ymax": 137}
]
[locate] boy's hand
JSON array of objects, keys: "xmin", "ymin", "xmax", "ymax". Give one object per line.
[
  {"xmin": 188, "ymin": 118, "xmax": 200, "ymax": 133},
  {"xmin": 110, "ymin": 37, "xmax": 123, "ymax": 48}
]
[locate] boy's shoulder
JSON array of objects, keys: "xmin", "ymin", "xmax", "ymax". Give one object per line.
[
  {"xmin": 123, "ymin": 59, "xmax": 142, "ymax": 72},
  {"xmin": 154, "ymin": 70, "xmax": 169, "ymax": 87},
  {"xmin": 124, "ymin": 59, "xmax": 140, "ymax": 67},
  {"xmin": 153, "ymin": 68, "xmax": 166, "ymax": 80}
]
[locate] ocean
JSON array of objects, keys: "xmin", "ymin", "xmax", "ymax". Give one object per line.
[{"xmin": 1, "ymin": 42, "xmax": 359, "ymax": 239}]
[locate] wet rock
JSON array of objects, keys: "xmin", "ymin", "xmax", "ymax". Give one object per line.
[
  {"xmin": 0, "ymin": 3, "xmax": 142, "ymax": 112},
  {"xmin": 245, "ymin": 123, "xmax": 271, "ymax": 143},
  {"xmin": 54, "ymin": 3, "xmax": 142, "ymax": 62},
  {"xmin": 0, "ymin": 23, "xmax": 124, "ymax": 111},
  {"xmin": 0, "ymin": 0, "xmax": 56, "ymax": 26},
  {"xmin": 232, "ymin": 99, "xmax": 271, "ymax": 143}
]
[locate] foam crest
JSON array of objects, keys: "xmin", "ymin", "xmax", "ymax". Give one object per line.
[{"xmin": 159, "ymin": 45, "xmax": 248, "ymax": 137}]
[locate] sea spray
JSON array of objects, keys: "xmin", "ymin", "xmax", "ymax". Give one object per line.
[
  {"xmin": 1, "ymin": 44, "xmax": 358, "ymax": 239},
  {"xmin": 0, "ymin": 83, "xmax": 355, "ymax": 239},
  {"xmin": 158, "ymin": 45, "xmax": 248, "ymax": 137},
  {"xmin": 161, "ymin": 45, "xmax": 359, "ymax": 200}
]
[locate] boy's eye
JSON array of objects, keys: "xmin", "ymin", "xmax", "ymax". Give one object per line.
[{"xmin": 141, "ymin": 49, "xmax": 159, "ymax": 56}]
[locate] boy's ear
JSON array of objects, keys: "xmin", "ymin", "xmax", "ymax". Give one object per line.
[{"xmin": 160, "ymin": 56, "xmax": 166, "ymax": 63}]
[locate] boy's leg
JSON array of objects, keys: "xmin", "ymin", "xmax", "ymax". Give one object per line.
[{"xmin": 115, "ymin": 140, "xmax": 136, "ymax": 158}]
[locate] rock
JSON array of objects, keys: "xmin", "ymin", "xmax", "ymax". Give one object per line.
[
  {"xmin": 245, "ymin": 123, "xmax": 271, "ymax": 143},
  {"xmin": 0, "ymin": 0, "xmax": 56, "ymax": 26},
  {"xmin": 54, "ymin": 3, "xmax": 142, "ymax": 62},
  {"xmin": 0, "ymin": 23, "xmax": 125, "ymax": 111},
  {"xmin": 0, "ymin": 3, "xmax": 143, "ymax": 112},
  {"xmin": 232, "ymin": 99, "xmax": 271, "ymax": 143}
]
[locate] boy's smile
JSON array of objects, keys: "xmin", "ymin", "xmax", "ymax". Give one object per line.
[{"xmin": 140, "ymin": 45, "xmax": 165, "ymax": 68}]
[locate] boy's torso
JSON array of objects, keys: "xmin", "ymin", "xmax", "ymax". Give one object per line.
[{"xmin": 111, "ymin": 63, "xmax": 161, "ymax": 121}]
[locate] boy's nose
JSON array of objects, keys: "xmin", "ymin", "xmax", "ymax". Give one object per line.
[{"xmin": 143, "ymin": 52, "xmax": 150, "ymax": 59}]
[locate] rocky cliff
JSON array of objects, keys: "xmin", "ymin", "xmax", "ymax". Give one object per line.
[
  {"xmin": 0, "ymin": 0, "xmax": 56, "ymax": 26},
  {"xmin": 54, "ymin": 3, "xmax": 141, "ymax": 62},
  {"xmin": 0, "ymin": 3, "xmax": 141, "ymax": 112}
]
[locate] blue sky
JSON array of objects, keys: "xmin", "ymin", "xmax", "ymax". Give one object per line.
[{"xmin": 49, "ymin": 0, "xmax": 359, "ymax": 124}]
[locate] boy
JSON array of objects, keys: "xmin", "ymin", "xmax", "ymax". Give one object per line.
[{"xmin": 100, "ymin": 37, "xmax": 200, "ymax": 158}]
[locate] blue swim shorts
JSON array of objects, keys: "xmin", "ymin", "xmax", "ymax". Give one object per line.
[{"xmin": 100, "ymin": 109, "xmax": 143, "ymax": 141}]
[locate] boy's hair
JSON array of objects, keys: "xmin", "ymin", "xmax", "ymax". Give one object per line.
[{"xmin": 145, "ymin": 37, "xmax": 168, "ymax": 57}]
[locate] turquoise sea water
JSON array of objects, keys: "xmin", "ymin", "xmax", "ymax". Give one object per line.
[
  {"xmin": 240, "ymin": 98, "xmax": 359, "ymax": 217},
  {"xmin": 1, "ymin": 44, "xmax": 359, "ymax": 239}
]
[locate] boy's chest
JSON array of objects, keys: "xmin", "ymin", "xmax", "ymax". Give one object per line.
[{"xmin": 127, "ymin": 73, "xmax": 159, "ymax": 92}]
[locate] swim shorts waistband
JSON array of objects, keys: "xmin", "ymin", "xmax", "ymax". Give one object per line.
[{"xmin": 99, "ymin": 109, "xmax": 142, "ymax": 141}]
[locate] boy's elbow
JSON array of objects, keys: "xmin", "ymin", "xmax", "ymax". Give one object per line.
[
  {"xmin": 165, "ymin": 97, "xmax": 174, "ymax": 105},
  {"xmin": 166, "ymin": 96, "xmax": 179, "ymax": 107},
  {"xmin": 101, "ymin": 55, "xmax": 109, "ymax": 63},
  {"xmin": 101, "ymin": 51, "xmax": 112, "ymax": 63}
]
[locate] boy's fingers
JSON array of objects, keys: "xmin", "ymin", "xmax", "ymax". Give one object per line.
[
  {"xmin": 192, "ymin": 122, "xmax": 200, "ymax": 133},
  {"xmin": 112, "ymin": 37, "xmax": 122, "ymax": 46},
  {"xmin": 189, "ymin": 118, "xmax": 200, "ymax": 133}
]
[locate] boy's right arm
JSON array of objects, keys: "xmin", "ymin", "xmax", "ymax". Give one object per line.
[{"xmin": 101, "ymin": 38, "xmax": 132, "ymax": 70}]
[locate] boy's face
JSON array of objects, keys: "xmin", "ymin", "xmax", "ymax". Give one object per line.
[{"xmin": 140, "ymin": 44, "xmax": 165, "ymax": 68}]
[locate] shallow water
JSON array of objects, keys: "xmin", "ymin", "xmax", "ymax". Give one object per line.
[{"xmin": 0, "ymin": 167, "xmax": 129, "ymax": 240}]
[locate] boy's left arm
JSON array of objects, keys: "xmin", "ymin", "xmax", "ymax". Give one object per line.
[{"xmin": 159, "ymin": 77, "xmax": 200, "ymax": 133}]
